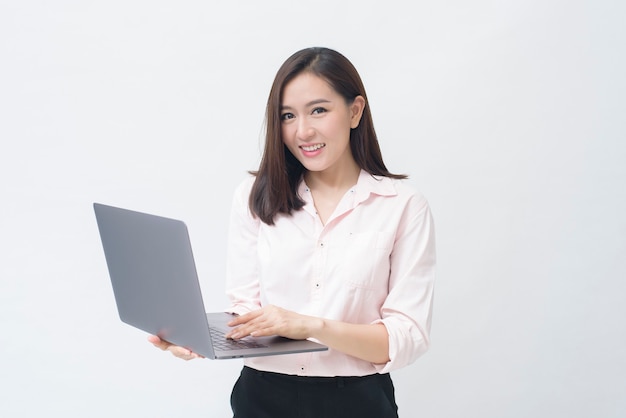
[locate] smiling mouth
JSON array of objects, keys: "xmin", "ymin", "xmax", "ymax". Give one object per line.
[{"xmin": 301, "ymin": 143, "xmax": 326, "ymax": 152}]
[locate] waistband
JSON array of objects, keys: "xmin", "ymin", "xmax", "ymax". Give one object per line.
[{"xmin": 242, "ymin": 366, "xmax": 389, "ymax": 387}]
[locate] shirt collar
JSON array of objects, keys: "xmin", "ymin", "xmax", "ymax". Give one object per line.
[
  {"xmin": 357, "ymin": 169, "xmax": 397, "ymax": 193},
  {"xmin": 353, "ymin": 169, "xmax": 397, "ymax": 204},
  {"xmin": 298, "ymin": 169, "xmax": 397, "ymax": 207}
]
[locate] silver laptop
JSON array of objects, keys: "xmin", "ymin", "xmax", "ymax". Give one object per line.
[{"xmin": 93, "ymin": 202, "xmax": 327, "ymax": 359}]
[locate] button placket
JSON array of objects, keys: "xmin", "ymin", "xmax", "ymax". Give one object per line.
[{"xmin": 311, "ymin": 238, "xmax": 326, "ymax": 302}]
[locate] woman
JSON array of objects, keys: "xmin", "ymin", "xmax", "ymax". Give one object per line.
[{"xmin": 150, "ymin": 47, "xmax": 436, "ymax": 418}]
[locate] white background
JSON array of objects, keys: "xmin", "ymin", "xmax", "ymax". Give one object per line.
[{"xmin": 1, "ymin": 1, "xmax": 625, "ymax": 417}]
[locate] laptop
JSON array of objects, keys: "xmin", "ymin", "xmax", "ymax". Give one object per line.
[{"xmin": 93, "ymin": 202, "xmax": 328, "ymax": 359}]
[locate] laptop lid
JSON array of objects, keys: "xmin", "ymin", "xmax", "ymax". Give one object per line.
[{"xmin": 93, "ymin": 202, "xmax": 327, "ymax": 359}]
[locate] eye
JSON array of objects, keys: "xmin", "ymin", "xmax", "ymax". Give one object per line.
[
  {"xmin": 312, "ymin": 107, "xmax": 327, "ymax": 115},
  {"xmin": 281, "ymin": 112, "xmax": 295, "ymax": 121}
]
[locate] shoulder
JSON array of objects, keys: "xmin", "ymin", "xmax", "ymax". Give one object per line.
[
  {"xmin": 370, "ymin": 175, "xmax": 430, "ymax": 210},
  {"xmin": 229, "ymin": 175, "xmax": 257, "ymax": 214},
  {"xmin": 233, "ymin": 174, "xmax": 256, "ymax": 199},
  {"xmin": 391, "ymin": 178, "xmax": 428, "ymax": 203}
]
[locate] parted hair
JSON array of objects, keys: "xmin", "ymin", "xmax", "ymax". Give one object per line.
[{"xmin": 249, "ymin": 47, "xmax": 406, "ymax": 225}]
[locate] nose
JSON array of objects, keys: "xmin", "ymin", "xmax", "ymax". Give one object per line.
[{"xmin": 296, "ymin": 118, "xmax": 315, "ymax": 141}]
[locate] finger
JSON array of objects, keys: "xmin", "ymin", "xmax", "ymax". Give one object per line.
[
  {"xmin": 168, "ymin": 345, "xmax": 202, "ymax": 360},
  {"xmin": 250, "ymin": 327, "xmax": 272, "ymax": 337},
  {"xmin": 147, "ymin": 335, "xmax": 171, "ymax": 350},
  {"xmin": 226, "ymin": 322, "xmax": 261, "ymax": 339},
  {"xmin": 228, "ymin": 320, "xmax": 274, "ymax": 339},
  {"xmin": 227, "ymin": 310, "xmax": 260, "ymax": 326},
  {"xmin": 225, "ymin": 326, "xmax": 246, "ymax": 339}
]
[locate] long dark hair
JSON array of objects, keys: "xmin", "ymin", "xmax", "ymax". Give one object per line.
[{"xmin": 249, "ymin": 47, "xmax": 406, "ymax": 225}]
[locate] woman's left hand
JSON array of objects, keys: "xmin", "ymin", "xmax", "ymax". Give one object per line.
[
  {"xmin": 225, "ymin": 305, "xmax": 322, "ymax": 340},
  {"xmin": 147, "ymin": 335, "xmax": 204, "ymax": 360}
]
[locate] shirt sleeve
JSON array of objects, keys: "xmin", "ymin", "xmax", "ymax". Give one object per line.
[
  {"xmin": 372, "ymin": 191, "xmax": 436, "ymax": 373},
  {"xmin": 224, "ymin": 176, "xmax": 262, "ymax": 315}
]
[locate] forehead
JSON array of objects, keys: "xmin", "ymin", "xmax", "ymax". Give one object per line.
[{"xmin": 281, "ymin": 72, "xmax": 338, "ymax": 103}]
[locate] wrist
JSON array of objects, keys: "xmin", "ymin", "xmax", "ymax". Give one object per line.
[{"xmin": 307, "ymin": 316, "xmax": 326, "ymax": 340}]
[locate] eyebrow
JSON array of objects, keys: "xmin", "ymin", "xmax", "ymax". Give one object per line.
[{"xmin": 280, "ymin": 99, "xmax": 332, "ymax": 111}]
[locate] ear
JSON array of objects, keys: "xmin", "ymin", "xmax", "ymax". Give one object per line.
[{"xmin": 349, "ymin": 96, "xmax": 366, "ymax": 129}]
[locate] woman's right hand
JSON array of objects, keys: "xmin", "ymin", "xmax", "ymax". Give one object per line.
[{"xmin": 147, "ymin": 335, "xmax": 204, "ymax": 361}]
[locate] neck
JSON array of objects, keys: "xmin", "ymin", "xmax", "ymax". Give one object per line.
[{"xmin": 304, "ymin": 163, "xmax": 361, "ymax": 193}]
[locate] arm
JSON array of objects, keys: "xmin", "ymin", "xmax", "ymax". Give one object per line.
[
  {"xmin": 374, "ymin": 192, "xmax": 436, "ymax": 372},
  {"xmin": 311, "ymin": 320, "xmax": 390, "ymax": 365},
  {"xmin": 224, "ymin": 177, "xmax": 262, "ymax": 314},
  {"xmin": 226, "ymin": 306, "xmax": 390, "ymax": 364}
]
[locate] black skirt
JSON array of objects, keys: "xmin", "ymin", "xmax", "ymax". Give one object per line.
[{"xmin": 231, "ymin": 366, "xmax": 399, "ymax": 418}]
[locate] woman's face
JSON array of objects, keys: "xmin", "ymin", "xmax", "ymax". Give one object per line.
[{"xmin": 280, "ymin": 72, "xmax": 364, "ymax": 177}]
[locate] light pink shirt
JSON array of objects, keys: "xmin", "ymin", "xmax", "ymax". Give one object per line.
[{"xmin": 225, "ymin": 170, "xmax": 436, "ymax": 377}]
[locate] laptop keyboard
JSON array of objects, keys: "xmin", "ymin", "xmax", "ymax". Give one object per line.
[{"xmin": 209, "ymin": 327, "xmax": 268, "ymax": 350}]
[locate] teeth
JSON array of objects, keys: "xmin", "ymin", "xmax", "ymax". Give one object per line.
[{"xmin": 301, "ymin": 144, "xmax": 325, "ymax": 152}]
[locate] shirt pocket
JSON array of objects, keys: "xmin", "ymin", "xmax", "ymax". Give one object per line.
[{"xmin": 340, "ymin": 231, "xmax": 394, "ymax": 290}]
